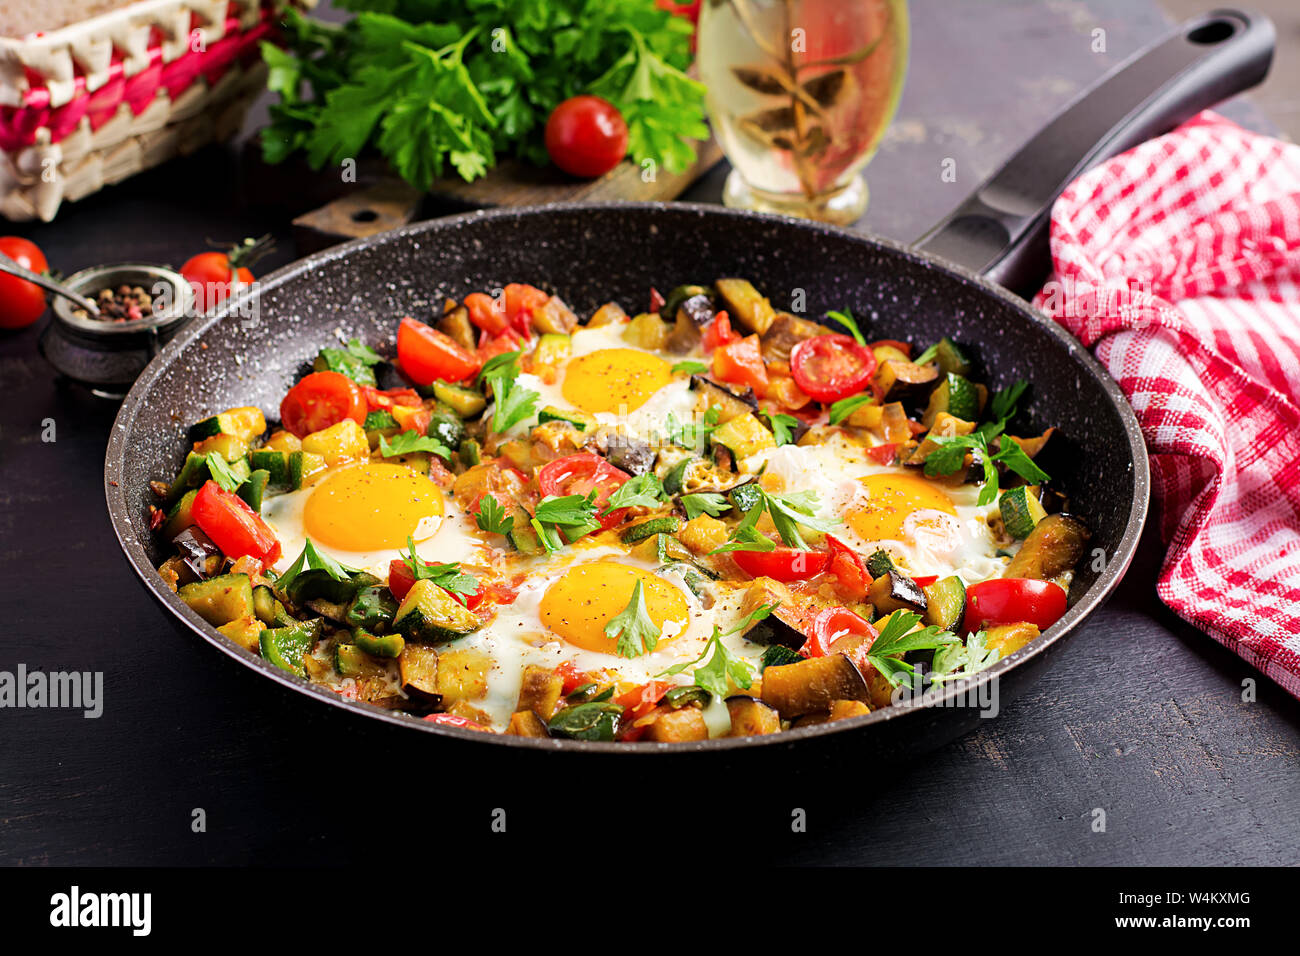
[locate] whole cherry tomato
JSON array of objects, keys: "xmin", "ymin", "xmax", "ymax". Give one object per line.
[
  {"xmin": 0, "ymin": 237, "xmax": 49, "ymax": 330},
  {"xmin": 180, "ymin": 235, "xmax": 271, "ymax": 313},
  {"xmin": 545, "ymin": 95, "xmax": 629, "ymax": 178}
]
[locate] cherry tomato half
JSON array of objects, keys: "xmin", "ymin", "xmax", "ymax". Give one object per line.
[
  {"xmin": 191, "ymin": 480, "xmax": 281, "ymax": 569},
  {"xmin": 397, "ymin": 315, "xmax": 481, "ymax": 385},
  {"xmin": 963, "ymin": 578, "xmax": 1068, "ymax": 634},
  {"xmin": 545, "ymin": 95, "xmax": 629, "ymax": 179},
  {"xmin": 537, "ymin": 453, "xmax": 631, "ymax": 530},
  {"xmin": 800, "ymin": 606, "xmax": 877, "ymax": 660},
  {"xmin": 790, "ymin": 333, "xmax": 877, "ymax": 404},
  {"xmin": 0, "ymin": 236, "xmax": 48, "ymax": 330},
  {"xmin": 732, "ymin": 547, "xmax": 830, "ymax": 582},
  {"xmin": 279, "ymin": 371, "xmax": 366, "ymax": 438}
]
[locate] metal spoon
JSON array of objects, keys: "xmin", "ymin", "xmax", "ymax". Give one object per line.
[{"xmin": 0, "ymin": 252, "xmax": 100, "ymax": 316}]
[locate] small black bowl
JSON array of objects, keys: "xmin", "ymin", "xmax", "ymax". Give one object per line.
[{"xmin": 39, "ymin": 263, "xmax": 195, "ymax": 399}]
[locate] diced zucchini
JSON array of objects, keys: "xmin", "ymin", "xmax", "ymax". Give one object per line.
[
  {"xmin": 216, "ymin": 615, "xmax": 263, "ymax": 652},
  {"xmin": 259, "ymin": 620, "xmax": 322, "ymax": 677},
  {"xmin": 188, "ymin": 407, "xmax": 267, "ymax": 443},
  {"xmin": 865, "ymin": 549, "xmax": 894, "ymax": 577},
  {"xmin": 934, "ymin": 337, "xmax": 972, "ymax": 376},
  {"xmin": 353, "ymin": 629, "xmax": 405, "ymax": 658},
  {"xmin": 393, "ymin": 578, "xmax": 482, "ymax": 643},
  {"xmin": 427, "ymin": 404, "xmax": 465, "ymax": 449},
  {"xmin": 458, "ymin": 438, "xmax": 481, "ymax": 467},
  {"xmin": 363, "ymin": 410, "xmax": 400, "ymax": 432},
  {"xmin": 1000, "ymin": 486, "xmax": 1048, "ymax": 539},
  {"xmin": 924, "ymin": 373, "xmax": 981, "ymax": 426},
  {"xmin": 710, "ymin": 412, "xmax": 776, "ymax": 460},
  {"xmin": 538, "ymin": 405, "xmax": 595, "ymax": 432},
  {"xmin": 163, "ymin": 488, "xmax": 198, "ymax": 539},
  {"xmin": 192, "ymin": 433, "xmax": 250, "ymax": 462},
  {"xmin": 344, "ymin": 585, "xmax": 399, "ymax": 632},
  {"xmin": 314, "ymin": 347, "xmax": 376, "ymax": 386},
  {"xmin": 237, "ymin": 469, "xmax": 270, "ymax": 513},
  {"xmin": 334, "ymin": 642, "xmax": 383, "ymax": 677},
  {"xmin": 621, "ymin": 515, "xmax": 681, "ymax": 543},
  {"xmin": 727, "ymin": 481, "xmax": 764, "ymax": 514},
  {"xmin": 534, "ymin": 333, "xmax": 572, "ymax": 367},
  {"xmin": 252, "ymin": 584, "xmax": 293, "ymax": 627},
  {"xmin": 623, "ymin": 312, "xmax": 670, "ymax": 350},
  {"xmin": 715, "ymin": 278, "xmax": 776, "ymax": 335},
  {"xmin": 432, "ymin": 381, "xmax": 488, "ymax": 419},
  {"xmin": 922, "ymin": 575, "xmax": 967, "ymax": 631},
  {"xmin": 179, "ymin": 573, "xmax": 255, "ymax": 627}
]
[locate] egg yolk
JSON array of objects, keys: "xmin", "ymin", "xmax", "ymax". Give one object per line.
[
  {"xmin": 849, "ymin": 473, "xmax": 957, "ymax": 542},
  {"xmin": 303, "ymin": 462, "xmax": 443, "ymax": 552},
  {"xmin": 562, "ymin": 348, "xmax": 673, "ymax": 414},
  {"xmin": 539, "ymin": 561, "xmax": 689, "ymax": 654}
]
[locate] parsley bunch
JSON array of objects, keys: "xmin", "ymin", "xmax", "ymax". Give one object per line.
[
  {"xmin": 710, "ymin": 488, "xmax": 839, "ymax": 554},
  {"xmin": 261, "ymin": 0, "xmax": 707, "ymax": 190}
]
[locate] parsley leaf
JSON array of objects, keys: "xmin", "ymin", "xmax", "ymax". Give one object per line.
[
  {"xmin": 479, "ymin": 351, "xmax": 539, "ymax": 434},
  {"xmin": 681, "ymin": 492, "xmax": 730, "ymax": 520},
  {"xmin": 604, "ymin": 580, "xmax": 661, "ymax": 658},
  {"xmin": 601, "ymin": 473, "xmax": 665, "ymax": 513},
  {"xmin": 930, "ymin": 630, "xmax": 1000, "ymax": 683},
  {"xmin": 473, "ymin": 494, "xmax": 514, "ymax": 537},
  {"xmin": 828, "ymin": 393, "xmax": 873, "ymax": 425},
  {"xmin": 667, "ymin": 404, "xmax": 720, "ymax": 450},
  {"xmin": 399, "ymin": 536, "xmax": 478, "ymax": 600},
  {"xmin": 276, "ymin": 538, "xmax": 358, "ymax": 594},
  {"xmin": 762, "ymin": 410, "xmax": 801, "ymax": 446},
  {"xmin": 378, "ymin": 430, "xmax": 452, "ymax": 461},
  {"xmin": 533, "ymin": 492, "xmax": 600, "ymax": 547},
  {"xmin": 671, "ymin": 360, "xmax": 709, "ymax": 375},
  {"xmin": 205, "ymin": 453, "xmax": 243, "ymax": 493},
  {"xmin": 825, "ymin": 306, "xmax": 867, "ymax": 346},
  {"xmin": 764, "ymin": 489, "xmax": 840, "ymax": 548},
  {"xmin": 865, "ymin": 610, "xmax": 961, "ymax": 688}
]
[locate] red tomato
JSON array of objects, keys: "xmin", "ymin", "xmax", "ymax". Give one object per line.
[
  {"xmin": 464, "ymin": 292, "xmax": 509, "ymax": 336},
  {"xmin": 614, "ymin": 680, "xmax": 673, "ymax": 722},
  {"xmin": 537, "ymin": 453, "xmax": 631, "ymax": 530},
  {"xmin": 865, "ymin": 443, "xmax": 898, "ymax": 465},
  {"xmin": 422, "ymin": 713, "xmax": 487, "ymax": 730},
  {"xmin": 911, "ymin": 575, "xmax": 938, "ymax": 588},
  {"xmin": 800, "ymin": 606, "xmax": 877, "ymax": 660},
  {"xmin": 700, "ymin": 310, "xmax": 739, "ymax": 352},
  {"xmin": 504, "ymin": 283, "xmax": 549, "ymax": 338},
  {"xmin": 555, "ymin": 661, "xmax": 591, "ymax": 695},
  {"xmin": 0, "ymin": 237, "xmax": 49, "ymax": 329},
  {"xmin": 397, "ymin": 316, "xmax": 481, "ymax": 385},
  {"xmin": 361, "ymin": 386, "xmax": 423, "ymax": 411},
  {"xmin": 790, "ymin": 334, "xmax": 877, "ymax": 403},
  {"xmin": 545, "ymin": 95, "xmax": 629, "ymax": 178},
  {"xmin": 826, "ymin": 535, "xmax": 870, "ymax": 601},
  {"xmin": 181, "ymin": 251, "xmax": 253, "ymax": 313},
  {"xmin": 477, "ymin": 329, "xmax": 525, "ymax": 364},
  {"xmin": 387, "ymin": 558, "xmax": 483, "ymax": 608},
  {"xmin": 712, "ymin": 334, "xmax": 769, "ymax": 395},
  {"xmin": 190, "ymin": 480, "xmax": 281, "ymax": 569},
  {"xmin": 279, "ymin": 371, "xmax": 366, "ymax": 438},
  {"xmin": 963, "ymin": 578, "xmax": 1068, "ymax": 634},
  {"xmin": 649, "ymin": 287, "xmax": 666, "ymax": 313},
  {"xmin": 733, "ymin": 547, "xmax": 830, "ymax": 582}
]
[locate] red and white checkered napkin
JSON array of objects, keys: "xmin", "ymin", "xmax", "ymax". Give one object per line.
[{"xmin": 1031, "ymin": 110, "xmax": 1300, "ymax": 698}]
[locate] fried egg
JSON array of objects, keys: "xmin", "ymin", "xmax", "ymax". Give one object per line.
[{"xmin": 263, "ymin": 460, "xmax": 483, "ymax": 577}]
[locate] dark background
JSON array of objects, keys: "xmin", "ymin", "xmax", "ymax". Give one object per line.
[{"xmin": 1, "ymin": 0, "xmax": 1298, "ymax": 866}]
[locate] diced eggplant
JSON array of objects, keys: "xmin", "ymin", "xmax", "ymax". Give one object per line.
[
  {"xmin": 666, "ymin": 293, "xmax": 716, "ymax": 353},
  {"xmin": 659, "ymin": 284, "xmax": 712, "ymax": 321},
  {"xmin": 725, "ymin": 696, "xmax": 782, "ymax": 736},
  {"xmin": 874, "ymin": 359, "xmax": 941, "ymax": 403},
  {"xmin": 643, "ymin": 707, "xmax": 709, "ymax": 742},
  {"xmin": 690, "ymin": 375, "xmax": 759, "ymax": 423},
  {"xmin": 738, "ymin": 577, "xmax": 808, "ymax": 649},
  {"xmin": 761, "ymin": 654, "xmax": 870, "ymax": 719},
  {"xmin": 373, "ymin": 360, "xmax": 413, "ymax": 392},
  {"xmin": 534, "ymin": 295, "xmax": 579, "ymax": 335},
  {"xmin": 760, "ymin": 312, "xmax": 832, "ymax": 364},
  {"xmin": 715, "ymin": 278, "xmax": 776, "ymax": 335},
  {"xmin": 605, "ymin": 434, "xmax": 657, "ymax": 476},
  {"xmin": 506, "ymin": 710, "xmax": 550, "ymax": 737},
  {"xmin": 1003, "ymin": 513, "xmax": 1090, "ymax": 580},
  {"xmin": 398, "ymin": 644, "xmax": 442, "ymax": 709},
  {"xmin": 437, "ymin": 304, "xmax": 477, "ymax": 352},
  {"xmin": 517, "ymin": 664, "xmax": 565, "ymax": 719},
  {"xmin": 868, "ymin": 569, "xmax": 928, "ymax": 615},
  {"xmin": 172, "ymin": 526, "xmax": 222, "ymax": 579}
]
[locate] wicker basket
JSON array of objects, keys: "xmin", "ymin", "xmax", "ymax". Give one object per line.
[{"xmin": 0, "ymin": 0, "xmax": 286, "ymax": 222}]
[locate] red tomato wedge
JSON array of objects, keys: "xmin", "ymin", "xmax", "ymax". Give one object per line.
[
  {"xmin": 279, "ymin": 371, "xmax": 367, "ymax": 438},
  {"xmin": 963, "ymin": 578, "xmax": 1068, "ymax": 634},
  {"xmin": 191, "ymin": 480, "xmax": 281, "ymax": 569},
  {"xmin": 800, "ymin": 606, "xmax": 877, "ymax": 660},
  {"xmin": 464, "ymin": 292, "xmax": 509, "ymax": 336},
  {"xmin": 503, "ymin": 283, "xmax": 549, "ymax": 337},
  {"xmin": 712, "ymin": 334, "xmax": 769, "ymax": 395},
  {"xmin": 537, "ymin": 454, "xmax": 631, "ymax": 530},
  {"xmin": 790, "ymin": 334, "xmax": 877, "ymax": 403},
  {"xmin": 826, "ymin": 535, "xmax": 870, "ymax": 601},
  {"xmin": 732, "ymin": 547, "xmax": 830, "ymax": 582},
  {"xmin": 397, "ymin": 316, "xmax": 481, "ymax": 385}
]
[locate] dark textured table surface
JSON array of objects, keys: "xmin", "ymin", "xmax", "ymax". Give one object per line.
[{"xmin": 2, "ymin": 0, "xmax": 1298, "ymax": 866}]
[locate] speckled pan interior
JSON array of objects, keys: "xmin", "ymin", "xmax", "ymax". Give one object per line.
[{"xmin": 105, "ymin": 202, "xmax": 1149, "ymax": 754}]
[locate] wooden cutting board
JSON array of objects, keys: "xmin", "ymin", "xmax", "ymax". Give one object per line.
[{"xmin": 292, "ymin": 139, "xmax": 725, "ymax": 253}]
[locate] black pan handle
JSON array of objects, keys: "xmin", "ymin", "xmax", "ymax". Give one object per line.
[{"xmin": 913, "ymin": 8, "xmax": 1274, "ymax": 296}]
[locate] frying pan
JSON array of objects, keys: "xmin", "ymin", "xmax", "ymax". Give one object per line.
[{"xmin": 105, "ymin": 10, "xmax": 1272, "ymax": 754}]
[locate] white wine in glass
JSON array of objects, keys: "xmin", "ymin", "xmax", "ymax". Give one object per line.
[{"xmin": 698, "ymin": 0, "xmax": 909, "ymax": 224}]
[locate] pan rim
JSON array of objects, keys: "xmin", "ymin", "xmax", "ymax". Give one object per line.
[{"xmin": 104, "ymin": 200, "xmax": 1150, "ymax": 754}]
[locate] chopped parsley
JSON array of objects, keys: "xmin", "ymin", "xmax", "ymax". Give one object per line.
[
  {"xmin": 605, "ymin": 579, "xmax": 661, "ymax": 658},
  {"xmin": 680, "ymin": 492, "xmax": 730, "ymax": 520},
  {"xmin": 667, "ymin": 404, "xmax": 720, "ymax": 449},
  {"xmin": 473, "ymin": 494, "xmax": 514, "ymax": 537},
  {"xmin": 398, "ymin": 536, "xmax": 479, "ymax": 600},
  {"xmin": 762, "ymin": 409, "xmax": 801, "ymax": 446},
  {"xmin": 378, "ymin": 430, "xmax": 452, "ymax": 461}
]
